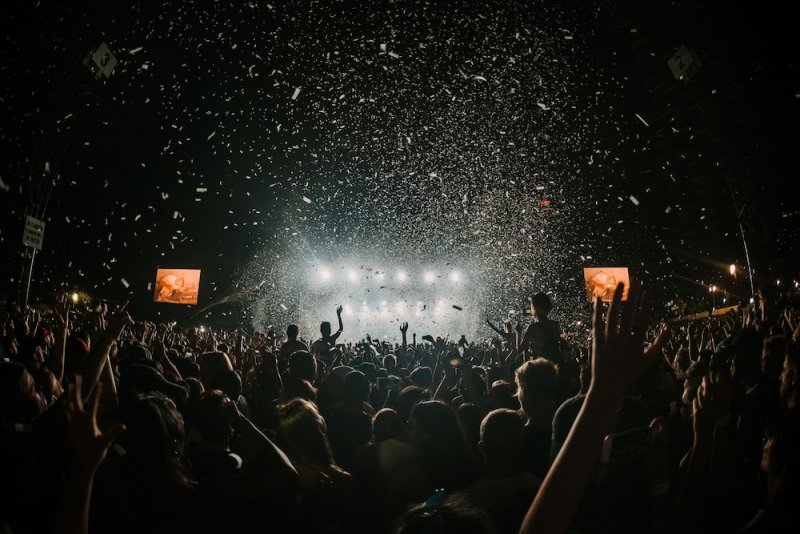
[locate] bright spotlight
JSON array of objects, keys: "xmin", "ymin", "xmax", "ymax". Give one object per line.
[
  {"xmin": 449, "ymin": 271, "xmax": 461, "ymax": 283},
  {"xmin": 394, "ymin": 300, "xmax": 406, "ymax": 313},
  {"xmin": 319, "ymin": 267, "xmax": 332, "ymax": 281},
  {"xmin": 343, "ymin": 304, "xmax": 353, "ymax": 316},
  {"xmin": 729, "ymin": 264, "xmax": 736, "ymax": 276},
  {"xmin": 424, "ymin": 271, "xmax": 436, "ymax": 283},
  {"xmin": 347, "ymin": 270, "xmax": 359, "ymax": 283},
  {"xmin": 397, "ymin": 270, "xmax": 407, "ymax": 283},
  {"xmin": 71, "ymin": 292, "xmax": 79, "ymax": 304}
]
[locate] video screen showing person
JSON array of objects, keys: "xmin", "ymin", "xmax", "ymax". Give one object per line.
[
  {"xmin": 154, "ymin": 268, "xmax": 201, "ymax": 305},
  {"xmin": 583, "ymin": 267, "xmax": 630, "ymax": 303}
]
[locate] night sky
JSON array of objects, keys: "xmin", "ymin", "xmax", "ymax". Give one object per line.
[{"xmin": 2, "ymin": 0, "xmax": 798, "ymax": 337}]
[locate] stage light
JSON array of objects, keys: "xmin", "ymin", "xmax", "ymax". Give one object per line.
[
  {"xmin": 347, "ymin": 270, "xmax": 358, "ymax": 283},
  {"xmin": 343, "ymin": 304, "xmax": 353, "ymax": 316},
  {"xmin": 449, "ymin": 271, "xmax": 461, "ymax": 283},
  {"xmin": 396, "ymin": 270, "xmax": 407, "ymax": 283},
  {"xmin": 319, "ymin": 267, "xmax": 332, "ymax": 281},
  {"xmin": 199, "ymin": 326, "xmax": 206, "ymax": 333},
  {"xmin": 394, "ymin": 300, "xmax": 406, "ymax": 313},
  {"xmin": 71, "ymin": 292, "xmax": 79, "ymax": 304},
  {"xmin": 729, "ymin": 264, "xmax": 736, "ymax": 276},
  {"xmin": 424, "ymin": 271, "xmax": 436, "ymax": 283}
]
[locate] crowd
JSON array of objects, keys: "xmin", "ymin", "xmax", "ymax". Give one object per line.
[{"xmin": 1, "ymin": 283, "xmax": 799, "ymax": 533}]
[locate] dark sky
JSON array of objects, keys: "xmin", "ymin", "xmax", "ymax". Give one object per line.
[{"xmin": 1, "ymin": 0, "xmax": 798, "ymax": 330}]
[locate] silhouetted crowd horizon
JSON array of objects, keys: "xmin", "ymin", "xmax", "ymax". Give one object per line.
[{"xmin": 2, "ymin": 283, "xmax": 799, "ymax": 533}]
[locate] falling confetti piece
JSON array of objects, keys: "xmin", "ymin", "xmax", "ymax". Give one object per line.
[
  {"xmin": 629, "ymin": 195, "xmax": 639, "ymax": 206},
  {"xmin": 291, "ymin": 87, "xmax": 301, "ymax": 100},
  {"xmin": 121, "ymin": 278, "xmax": 129, "ymax": 288},
  {"xmin": 302, "ymin": 196, "xmax": 312, "ymax": 204},
  {"xmin": 635, "ymin": 113, "xmax": 650, "ymax": 127}
]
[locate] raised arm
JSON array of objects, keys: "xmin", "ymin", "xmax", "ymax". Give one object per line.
[
  {"xmin": 78, "ymin": 302, "xmax": 133, "ymax": 399},
  {"xmin": 328, "ymin": 305, "xmax": 344, "ymax": 344},
  {"xmin": 486, "ymin": 318, "xmax": 504, "ymax": 336},
  {"xmin": 400, "ymin": 321, "xmax": 409, "ymax": 367},
  {"xmin": 51, "ymin": 294, "xmax": 71, "ymax": 383},
  {"xmin": 56, "ymin": 376, "xmax": 126, "ymax": 534},
  {"xmin": 520, "ymin": 284, "xmax": 669, "ymax": 534}
]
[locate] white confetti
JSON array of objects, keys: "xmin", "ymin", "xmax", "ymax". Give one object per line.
[
  {"xmin": 629, "ymin": 195, "xmax": 640, "ymax": 206},
  {"xmin": 302, "ymin": 196, "xmax": 312, "ymax": 204},
  {"xmin": 121, "ymin": 278, "xmax": 129, "ymax": 288},
  {"xmin": 635, "ymin": 113, "xmax": 650, "ymax": 127},
  {"xmin": 291, "ymin": 87, "xmax": 301, "ymax": 100}
]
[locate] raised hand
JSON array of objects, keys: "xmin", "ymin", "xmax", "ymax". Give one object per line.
[
  {"xmin": 591, "ymin": 283, "xmax": 670, "ymax": 399},
  {"xmin": 400, "ymin": 321, "xmax": 409, "ymax": 334},
  {"xmin": 54, "ymin": 294, "xmax": 71, "ymax": 330},
  {"xmin": 336, "ymin": 304, "xmax": 343, "ymax": 316},
  {"xmin": 64, "ymin": 375, "xmax": 126, "ymax": 473},
  {"xmin": 105, "ymin": 301, "xmax": 134, "ymax": 340},
  {"xmin": 692, "ymin": 374, "xmax": 731, "ymax": 437}
]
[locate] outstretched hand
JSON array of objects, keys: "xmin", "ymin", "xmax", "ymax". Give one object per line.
[
  {"xmin": 64, "ymin": 375, "xmax": 126, "ymax": 473},
  {"xmin": 590, "ymin": 283, "xmax": 669, "ymax": 399},
  {"xmin": 400, "ymin": 321, "xmax": 409, "ymax": 334},
  {"xmin": 336, "ymin": 304, "xmax": 343, "ymax": 316},
  {"xmin": 692, "ymin": 374, "xmax": 732, "ymax": 437},
  {"xmin": 54, "ymin": 294, "xmax": 72, "ymax": 330},
  {"xmin": 105, "ymin": 301, "xmax": 134, "ymax": 340}
]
